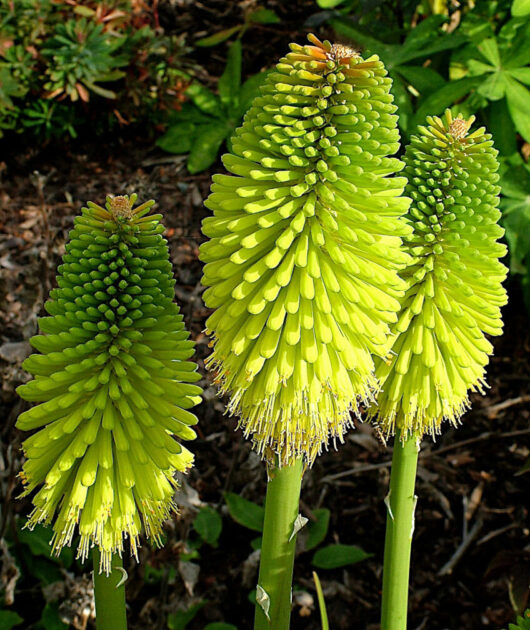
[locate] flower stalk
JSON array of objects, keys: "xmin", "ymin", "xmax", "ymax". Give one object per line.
[
  {"xmin": 380, "ymin": 432, "xmax": 418, "ymax": 630},
  {"xmin": 254, "ymin": 459, "xmax": 303, "ymax": 630},
  {"xmin": 200, "ymin": 32, "xmax": 411, "ymax": 630},
  {"xmin": 93, "ymin": 549, "xmax": 127, "ymax": 630},
  {"xmin": 372, "ymin": 111, "xmax": 507, "ymax": 629},
  {"xmin": 16, "ymin": 194, "xmax": 201, "ymax": 628}
]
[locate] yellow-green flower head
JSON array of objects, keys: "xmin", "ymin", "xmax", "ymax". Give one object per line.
[
  {"xmin": 16, "ymin": 195, "xmax": 201, "ymax": 574},
  {"xmin": 200, "ymin": 34, "xmax": 412, "ymax": 467},
  {"xmin": 371, "ymin": 111, "xmax": 508, "ymax": 439}
]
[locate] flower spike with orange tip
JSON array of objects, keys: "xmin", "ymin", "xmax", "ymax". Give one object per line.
[
  {"xmin": 200, "ymin": 33, "xmax": 411, "ymax": 470},
  {"xmin": 200, "ymin": 33, "xmax": 411, "ymax": 630}
]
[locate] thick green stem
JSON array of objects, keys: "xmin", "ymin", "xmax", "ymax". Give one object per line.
[
  {"xmin": 93, "ymin": 550, "xmax": 127, "ymax": 630},
  {"xmin": 254, "ymin": 458, "xmax": 304, "ymax": 630},
  {"xmin": 381, "ymin": 431, "xmax": 419, "ymax": 630}
]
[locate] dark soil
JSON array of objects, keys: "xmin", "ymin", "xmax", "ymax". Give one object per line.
[{"xmin": 0, "ymin": 3, "xmax": 529, "ymax": 629}]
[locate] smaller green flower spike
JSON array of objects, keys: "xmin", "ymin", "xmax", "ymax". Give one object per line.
[
  {"xmin": 201, "ymin": 34, "xmax": 412, "ymax": 467},
  {"xmin": 16, "ymin": 195, "xmax": 201, "ymax": 574},
  {"xmin": 371, "ymin": 111, "xmax": 508, "ymax": 439}
]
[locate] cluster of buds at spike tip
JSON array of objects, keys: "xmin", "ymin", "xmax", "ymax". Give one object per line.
[
  {"xmin": 16, "ymin": 195, "xmax": 201, "ymax": 574},
  {"xmin": 371, "ymin": 111, "xmax": 508, "ymax": 439},
  {"xmin": 200, "ymin": 34, "xmax": 412, "ymax": 467}
]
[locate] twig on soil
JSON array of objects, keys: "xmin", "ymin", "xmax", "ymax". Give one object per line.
[
  {"xmin": 437, "ymin": 517, "xmax": 484, "ymax": 576},
  {"xmin": 484, "ymin": 395, "xmax": 530, "ymax": 418}
]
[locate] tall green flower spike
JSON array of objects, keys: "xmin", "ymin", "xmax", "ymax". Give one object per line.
[
  {"xmin": 16, "ymin": 195, "xmax": 201, "ymax": 574},
  {"xmin": 200, "ymin": 34, "xmax": 411, "ymax": 467},
  {"xmin": 372, "ymin": 111, "xmax": 508, "ymax": 439}
]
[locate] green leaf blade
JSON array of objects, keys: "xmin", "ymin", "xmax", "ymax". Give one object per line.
[
  {"xmin": 312, "ymin": 544, "xmax": 373, "ymax": 569},
  {"xmin": 224, "ymin": 492, "xmax": 264, "ymax": 532}
]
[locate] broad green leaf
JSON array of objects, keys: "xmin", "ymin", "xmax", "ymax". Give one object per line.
[
  {"xmin": 507, "ymin": 67, "xmax": 530, "ymax": 85},
  {"xmin": 17, "ymin": 521, "xmax": 73, "ymax": 566},
  {"xmin": 167, "ymin": 602, "xmax": 205, "ymax": 630},
  {"xmin": 477, "ymin": 71, "xmax": 507, "ymax": 100},
  {"xmin": 312, "ymin": 544, "xmax": 373, "ymax": 569},
  {"xmin": 487, "ymin": 99, "xmax": 518, "ymax": 156},
  {"xmin": 186, "ymin": 83, "xmax": 221, "ymax": 117},
  {"xmin": 156, "ymin": 122, "xmax": 196, "ymax": 154},
  {"xmin": 224, "ymin": 492, "xmax": 264, "ymax": 532},
  {"xmin": 248, "ymin": 8, "xmax": 280, "ymax": 24},
  {"xmin": 500, "ymin": 161, "xmax": 530, "ymax": 200},
  {"xmin": 219, "ymin": 40, "xmax": 242, "ymax": 109},
  {"xmin": 397, "ymin": 32, "xmax": 468, "ymax": 66},
  {"xmin": 317, "ymin": 0, "xmax": 345, "ymax": 6},
  {"xmin": 41, "ymin": 603, "xmax": 68, "ymax": 630},
  {"xmin": 193, "ymin": 506, "xmax": 223, "ymax": 546},
  {"xmin": 187, "ymin": 121, "xmax": 228, "ymax": 173},
  {"xmin": 467, "ymin": 59, "xmax": 496, "ymax": 76},
  {"xmin": 196, "ymin": 26, "xmax": 241, "ymax": 47},
  {"xmin": 305, "ymin": 508, "xmax": 331, "ymax": 551},
  {"xmin": 396, "ymin": 65, "xmax": 445, "ymax": 96},
  {"xmin": 512, "ymin": 0, "xmax": 530, "ymax": 16},
  {"xmin": 17, "ymin": 523, "xmax": 52, "ymax": 557},
  {"xmin": 505, "ymin": 76, "xmax": 530, "ymax": 141},
  {"xmin": 402, "ymin": 15, "xmax": 446, "ymax": 48},
  {"xmin": 389, "ymin": 74, "xmax": 413, "ymax": 135},
  {"xmin": 250, "ymin": 536, "xmax": 262, "ymax": 550},
  {"xmin": 412, "ymin": 77, "xmax": 481, "ymax": 128},
  {"xmin": 238, "ymin": 70, "xmax": 271, "ymax": 117},
  {"xmin": 204, "ymin": 624, "xmax": 238, "ymax": 630},
  {"xmin": 478, "ymin": 38, "xmax": 501, "ymax": 67},
  {"xmin": 329, "ymin": 20, "xmax": 396, "ymax": 62},
  {"xmin": 167, "ymin": 102, "xmax": 212, "ymax": 125},
  {"xmin": 501, "ymin": 198, "xmax": 530, "ymax": 274},
  {"xmin": 0, "ymin": 611, "xmax": 23, "ymax": 630}
]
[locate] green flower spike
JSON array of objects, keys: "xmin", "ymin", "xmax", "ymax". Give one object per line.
[
  {"xmin": 200, "ymin": 34, "xmax": 411, "ymax": 467},
  {"xmin": 16, "ymin": 195, "xmax": 201, "ymax": 574},
  {"xmin": 371, "ymin": 110, "xmax": 508, "ymax": 440}
]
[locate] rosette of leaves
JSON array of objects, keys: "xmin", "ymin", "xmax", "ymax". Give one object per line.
[
  {"xmin": 16, "ymin": 194, "xmax": 201, "ymax": 574},
  {"xmin": 42, "ymin": 18, "xmax": 127, "ymax": 102},
  {"xmin": 200, "ymin": 34, "xmax": 411, "ymax": 467},
  {"xmin": 371, "ymin": 110, "xmax": 508, "ymax": 439}
]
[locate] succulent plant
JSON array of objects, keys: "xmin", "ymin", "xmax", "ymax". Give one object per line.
[
  {"xmin": 16, "ymin": 195, "xmax": 201, "ymax": 573},
  {"xmin": 371, "ymin": 110, "xmax": 508, "ymax": 439},
  {"xmin": 200, "ymin": 34, "xmax": 412, "ymax": 467}
]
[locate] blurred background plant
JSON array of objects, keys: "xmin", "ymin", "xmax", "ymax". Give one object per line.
[{"xmin": 0, "ymin": 0, "xmax": 191, "ymax": 139}]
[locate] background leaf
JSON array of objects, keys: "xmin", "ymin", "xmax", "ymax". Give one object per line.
[
  {"xmin": 187, "ymin": 122, "xmax": 228, "ymax": 173},
  {"xmin": 312, "ymin": 544, "xmax": 373, "ymax": 569},
  {"xmin": 512, "ymin": 0, "xmax": 530, "ymax": 17},
  {"xmin": 196, "ymin": 26, "xmax": 241, "ymax": 47},
  {"xmin": 505, "ymin": 76, "xmax": 530, "ymax": 141},
  {"xmin": 304, "ymin": 508, "xmax": 331, "ymax": 551},
  {"xmin": 185, "ymin": 83, "xmax": 221, "ymax": 117},
  {"xmin": 155, "ymin": 122, "xmax": 196, "ymax": 154},
  {"xmin": 193, "ymin": 506, "xmax": 223, "ymax": 546},
  {"xmin": 248, "ymin": 9, "xmax": 280, "ymax": 24},
  {"xmin": 218, "ymin": 40, "xmax": 242, "ymax": 108},
  {"xmin": 203, "ymin": 624, "xmax": 238, "ymax": 630},
  {"xmin": 224, "ymin": 492, "xmax": 264, "ymax": 532},
  {"xmin": 0, "ymin": 611, "xmax": 23, "ymax": 630}
]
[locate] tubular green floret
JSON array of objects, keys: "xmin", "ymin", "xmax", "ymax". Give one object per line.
[
  {"xmin": 16, "ymin": 194, "xmax": 201, "ymax": 574},
  {"xmin": 371, "ymin": 111, "xmax": 508, "ymax": 439},
  {"xmin": 200, "ymin": 34, "xmax": 412, "ymax": 467}
]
